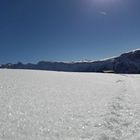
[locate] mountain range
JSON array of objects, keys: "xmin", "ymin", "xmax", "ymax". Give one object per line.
[{"xmin": 1, "ymin": 49, "xmax": 140, "ymax": 74}]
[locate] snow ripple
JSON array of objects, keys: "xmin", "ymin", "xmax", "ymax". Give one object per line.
[{"xmin": 94, "ymin": 80, "xmax": 140, "ymax": 140}]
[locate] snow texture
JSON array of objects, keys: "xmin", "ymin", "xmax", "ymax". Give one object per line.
[{"xmin": 0, "ymin": 69, "xmax": 140, "ymax": 140}]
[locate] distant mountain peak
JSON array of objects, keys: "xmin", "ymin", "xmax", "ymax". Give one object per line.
[{"xmin": 1, "ymin": 49, "xmax": 140, "ymax": 74}]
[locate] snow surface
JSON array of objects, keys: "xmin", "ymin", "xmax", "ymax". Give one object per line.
[{"xmin": 0, "ymin": 69, "xmax": 140, "ymax": 140}]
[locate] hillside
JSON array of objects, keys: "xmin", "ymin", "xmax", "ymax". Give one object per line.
[{"xmin": 1, "ymin": 49, "xmax": 140, "ymax": 73}]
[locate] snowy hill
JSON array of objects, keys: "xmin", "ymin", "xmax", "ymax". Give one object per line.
[
  {"xmin": 0, "ymin": 69, "xmax": 140, "ymax": 139},
  {"xmin": 1, "ymin": 49, "xmax": 140, "ymax": 73}
]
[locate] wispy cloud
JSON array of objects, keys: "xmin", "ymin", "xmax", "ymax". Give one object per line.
[{"xmin": 100, "ymin": 11, "xmax": 107, "ymax": 16}]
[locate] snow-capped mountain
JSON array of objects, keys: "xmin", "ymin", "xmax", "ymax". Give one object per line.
[{"xmin": 1, "ymin": 49, "xmax": 140, "ymax": 73}]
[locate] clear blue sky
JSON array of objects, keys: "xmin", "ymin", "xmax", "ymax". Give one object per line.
[{"xmin": 0, "ymin": 0, "xmax": 140, "ymax": 64}]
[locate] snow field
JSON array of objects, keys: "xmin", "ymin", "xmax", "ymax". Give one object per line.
[{"xmin": 0, "ymin": 69, "xmax": 140, "ymax": 140}]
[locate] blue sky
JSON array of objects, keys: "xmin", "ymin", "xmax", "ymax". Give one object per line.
[{"xmin": 0, "ymin": 0, "xmax": 140, "ymax": 64}]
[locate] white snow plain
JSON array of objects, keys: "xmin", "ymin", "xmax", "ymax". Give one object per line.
[{"xmin": 0, "ymin": 69, "xmax": 140, "ymax": 140}]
